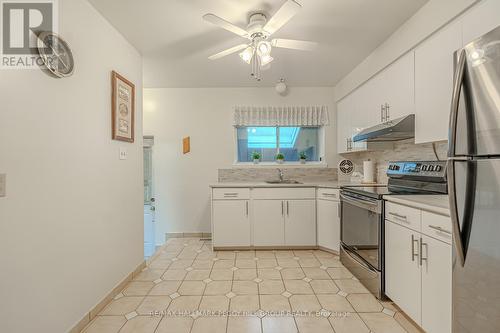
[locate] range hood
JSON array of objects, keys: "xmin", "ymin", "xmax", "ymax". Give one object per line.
[{"xmin": 353, "ymin": 114, "xmax": 415, "ymax": 142}]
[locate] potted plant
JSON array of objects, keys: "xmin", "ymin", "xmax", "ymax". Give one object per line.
[
  {"xmin": 299, "ymin": 151, "xmax": 307, "ymax": 164},
  {"xmin": 251, "ymin": 151, "xmax": 261, "ymax": 164},
  {"xmin": 276, "ymin": 153, "xmax": 285, "ymax": 164}
]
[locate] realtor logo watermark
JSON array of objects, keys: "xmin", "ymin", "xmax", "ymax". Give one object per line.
[{"xmin": 1, "ymin": 0, "xmax": 58, "ymax": 69}]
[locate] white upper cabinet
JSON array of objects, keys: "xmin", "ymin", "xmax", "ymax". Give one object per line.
[
  {"xmin": 415, "ymin": 21, "xmax": 462, "ymax": 144},
  {"xmin": 336, "ymin": 96, "xmax": 353, "ymax": 154},
  {"xmin": 462, "ymin": 0, "xmax": 500, "ymax": 46}
]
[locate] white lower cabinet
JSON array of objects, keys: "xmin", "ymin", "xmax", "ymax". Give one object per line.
[
  {"xmin": 317, "ymin": 189, "xmax": 340, "ymax": 252},
  {"xmin": 285, "ymin": 200, "xmax": 316, "ymax": 246},
  {"xmin": 212, "ymin": 200, "xmax": 250, "ymax": 247},
  {"xmin": 253, "ymin": 200, "xmax": 285, "ymax": 246}
]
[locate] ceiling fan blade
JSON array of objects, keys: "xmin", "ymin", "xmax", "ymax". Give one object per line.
[
  {"xmin": 203, "ymin": 14, "xmax": 249, "ymax": 37},
  {"xmin": 263, "ymin": 0, "xmax": 302, "ymax": 35},
  {"xmin": 208, "ymin": 44, "xmax": 249, "ymax": 60},
  {"xmin": 271, "ymin": 38, "xmax": 317, "ymax": 51}
]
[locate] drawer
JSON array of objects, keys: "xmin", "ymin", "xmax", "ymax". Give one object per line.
[
  {"xmin": 252, "ymin": 187, "xmax": 315, "ymax": 200},
  {"xmin": 212, "ymin": 188, "xmax": 250, "ymax": 200},
  {"xmin": 317, "ymin": 188, "xmax": 340, "ymax": 201},
  {"xmin": 422, "ymin": 211, "xmax": 452, "ymax": 244},
  {"xmin": 385, "ymin": 202, "xmax": 421, "ymax": 231}
]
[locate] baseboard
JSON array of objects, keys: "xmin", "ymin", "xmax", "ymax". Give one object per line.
[
  {"xmin": 165, "ymin": 232, "xmax": 212, "ymax": 240},
  {"xmin": 68, "ymin": 260, "xmax": 146, "ymax": 333},
  {"xmin": 318, "ymin": 246, "xmax": 340, "ymax": 255},
  {"xmin": 213, "ymin": 245, "xmax": 320, "ymax": 251}
]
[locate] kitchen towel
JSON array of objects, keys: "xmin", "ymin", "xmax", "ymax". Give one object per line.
[{"xmin": 363, "ymin": 160, "xmax": 375, "ymax": 183}]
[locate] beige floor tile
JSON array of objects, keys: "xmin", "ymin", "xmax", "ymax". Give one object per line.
[
  {"xmin": 230, "ymin": 295, "xmax": 260, "ymax": 312},
  {"xmin": 274, "ymin": 250, "xmax": 294, "ymax": 258},
  {"xmin": 148, "ymin": 281, "xmax": 181, "ymax": 296},
  {"xmin": 327, "ymin": 267, "xmax": 353, "ymax": 279},
  {"xmin": 255, "ymin": 250, "xmax": 276, "ymax": 259},
  {"xmin": 192, "ymin": 259, "xmax": 213, "ymax": 269},
  {"xmin": 284, "ymin": 280, "xmax": 314, "ymax": 294},
  {"xmin": 310, "ymin": 280, "xmax": 339, "ymax": 294},
  {"xmin": 317, "ymin": 295, "xmax": 355, "ymax": 312},
  {"xmin": 313, "ymin": 250, "xmax": 336, "ymax": 258},
  {"xmin": 258, "ymin": 268, "xmax": 282, "ymax": 280},
  {"xmin": 185, "ymin": 269, "xmax": 210, "ymax": 281},
  {"xmin": 359, "ymin": 313, "xmax": 407, "ymax": 333},
  {"xmin": 155, "ymin": 317, "xmax": 193, "ymax": 333},
  {"xmin": 334, "ymin": 279, "xmax": 370, "ymax": 294},
  {"xmin": 227, "ymin": 316, "xmax": 262, "ymax": 333},
  {"xmin": 257, "ymin": 259, "xmax": 278, "ymax": 268},
  {"xmin": 234, "ymin": 268, "xmax": 257, "ymax": 280},
  {"xmin": 277, "ymin": 258, "xmax": 300, "ymax": 268},
  {"xmin": 261, "ymin": 316, "xmax": 297, "ymax": 333},
  {"xmin": 191, "ymin": 316, "xmax": 227, "ymax": 333},
  {"xmin": 216, "ymin": 251, "xmax": 236, "ymax": 259},
  {"xmin": 178, "ymin": 250, "xmax": 198, "ymax": 260},
  {"xmin": 161, "ymin": 269, "xmax": 187, "ymax": 280},
  {"xmin": 319, "ymin": 258, "xmax": 343, "ymax": 267},
  {"xmin": 281, "ymin": 268, "xmax": 305, "ymax": 280},
  {"xmin": 82, "ymin": 316, "xmax": 126, "ymax": 333},
  {"xmin": 213, "ymin": 259, "xmax": 235, "ymax": 269},
  {"xmin": 167, "ymin": 295, "xmax": 202, "ymax": 312},
  {"xmin": 123, "ymin": 282, "xmax": 154, "ymax": 296},
  {"xmin": 118, "ymin": 315, "xmax": 161, "ymax": 333},
  {"xmin": 136, "ymin": 296, "xmax": 171, "ymax": 315},
  {"xmin": 169, "ymin": 259, "xmax": 194, "ymax": 270},
  {"xmin": 329, "ymin": 312, "xmax": 369, "ymax": 333},
  {"xmin": 295, "ymin": 316, "xmax": 334, "ymax": 333},
  {"xmin": 289, "ymin": 294, "xmax": 321, "ymax": 311},
  {"xmin": 204, "ymin": 280, "xmax": 232, "ymax": 295},
  {"xmin": 259, "ymin": 280, "xmax": 285, "ymax": 295},
  {"xmin": 134, "ymin": 269, "xmax": 164, "ymax": 281},
  {"xmin": 394, "ymin": 312, "xmax": 424, "ymax": 333},
  {"xmin": 232, "ymin": 280, "xmax": 258, "ymax": 294},
  {"xmin": 236, "ymin": 251, "xmax": 256, "ymax": 259},
  {"xmin": 100, "ymin": 296, "xmax": 144, "ymax": 315},
  {"xmin": 347, "ymin": 293, "xmax": 383, "ymax": 312},
  {"xmin": 293, "ymin": 250, "xmax": 315, "ymax": 258},
  {"xmin": 199, "ymin": 295, "xmax": 230, "ymax": 312},
  {"xmin": 178, "ymin": 280, "xmax": 205, "ymax": 295},
  {"xmin": 299, "ymin": 258, "xmax": 321, "ymax": 267},
  {"xmin": 303, "ymin": 267, "xmax": 331, "ymax": 280},
  {"xmin": 259, "ymin": 295, "xmax": 291, "ymax": 311},
  {"xmin": 210, "ymin": 269, "xmax": 233, "ymax": 280},
  {"xmin": 149, "ymin": 259, "xmax": 172, "ymax": 269},
  {"xmin": 236, "ymin": 259, "xmax": 257, "ymax": 268},
  {"xmin": 196, "ymin": 251, "xmax": 217, "ymax": 260}
]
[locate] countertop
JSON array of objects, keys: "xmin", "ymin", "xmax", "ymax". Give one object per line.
[
  {"xmin": 384, "ymin": 195, "xmax": 450, "ymax": 216},
  {"xmin": 209, "ymin": 181, "xmax": 385, "ymax": 189}
]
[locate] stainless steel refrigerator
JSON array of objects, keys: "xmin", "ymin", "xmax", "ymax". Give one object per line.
[{"xmin": 448, "ymin": 25, "xmax": 500, "ymax": 333}]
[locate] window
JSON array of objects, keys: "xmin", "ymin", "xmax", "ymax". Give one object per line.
[{"xmin": 237, "ymin": 126, "xmax": 321, "ymax": 163}]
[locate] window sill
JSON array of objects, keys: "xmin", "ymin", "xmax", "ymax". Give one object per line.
[{"xmin": 232, "ymin": 162, "xmax": 328, "ymax": 169}]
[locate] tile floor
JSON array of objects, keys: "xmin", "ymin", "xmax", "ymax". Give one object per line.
[{"xmin": 82, "ymin": 238, "xmax": 422, "ymax": 333}]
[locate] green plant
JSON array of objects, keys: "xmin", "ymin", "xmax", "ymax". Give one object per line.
[
  {"xmin": 276, "ymin": 153, "xmax": 285, "ymax": 160},
  {"xmin": 299, "ymin": 151, "xmax": 307, "ymax": 160},
  {"xmin": 251, "ymin": 151, "xmax": 261, "ymax": 160}
]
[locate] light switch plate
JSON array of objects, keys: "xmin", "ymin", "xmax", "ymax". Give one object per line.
[
  {"xmin": 119, "ymin": 147, "xmax": 127, "ymax": 160},
  {"xmin": 0, "ymin": 174, "xmax": 6, "ymax": 197}
]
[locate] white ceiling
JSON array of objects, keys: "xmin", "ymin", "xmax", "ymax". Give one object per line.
[{"xmin": 89, "ymin": 0, "xmax": 428, "ymax": 88}]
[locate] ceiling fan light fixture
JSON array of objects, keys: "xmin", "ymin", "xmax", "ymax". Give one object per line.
[
  {"xmin": 257, "ymin": 40, "xmax": 272, "ymax": 56},
  {"xmin": 239, "ymin": 46, "xmax": 254, "ymax": 64},
  {"xmin": 260, "ymin": 54, "xmax": 274, "ymax": 66}
]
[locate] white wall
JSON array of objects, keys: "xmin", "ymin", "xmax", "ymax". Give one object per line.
[
  {"xmin": 143, "ymin": 87, "xmax": 335, "ymax": 243},
  {"xmin": 0, "ymin": 1, "xmax": 143, "ymax": 332}
]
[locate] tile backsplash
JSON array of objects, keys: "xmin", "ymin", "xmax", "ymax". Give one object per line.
[
  {"xmin": 218, "ymin": 167, "xmax": 338, "ymax": 183},
  {"xmin": 338, "ymin": 140, "xmax": 448, "ymax": 184}
]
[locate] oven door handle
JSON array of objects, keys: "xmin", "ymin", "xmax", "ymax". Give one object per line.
[
  {"xmin": 340, "ymin": 193, "xmax": 381, "ymax": 214},
  {"xmin": 342, "ymin": 245, "xmax": 376, "ymax": 272}
]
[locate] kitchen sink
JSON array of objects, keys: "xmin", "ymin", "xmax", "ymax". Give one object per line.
[{"xmin": 265, "ymin": 180, "xmax": 303, "ymax": 184}]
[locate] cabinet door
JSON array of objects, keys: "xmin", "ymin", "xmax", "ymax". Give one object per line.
[
  {"xmin": 317, "ymin": 199, "xmax": 340, "ymax": 252},
  {"xmin": 385, "ymin": 221, "xmax": 422, "ymax": 324},
  {"xmin": 421, "ymin": 235, "xmax": 452, "ymax": 333},
  {"xmin": 415, "ymin": 21, "xmax": 462, "ymax": 144},
  {"xmin": 253, "ymin": 200, "xmax": 285, "ymax": 246},
  {"xmin": 212, "ymin": 200, "xmax": 250, "ymax": 247},
  {"xmin": 463, "ymin": 0, "xmax": 500, "ymax": 46},
  {"xmin": 382, "ymin": 52, "xmax": 415, "ymax": 120},
  {"xmin": 285, "ymin": 200, "xmax": 316, "ymax": 246},
  {"xmin": 336, "ymin": 97, "xmax": 352, "ymax": 154}
]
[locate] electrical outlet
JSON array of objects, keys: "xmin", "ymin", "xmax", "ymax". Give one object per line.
[
  {"xmin": 0, "ymin": 174, "xmax": 6, "ymax": 197},
  {"xmin": 119, "ymin": 147, "xmax": 127, "ymax": 160}
]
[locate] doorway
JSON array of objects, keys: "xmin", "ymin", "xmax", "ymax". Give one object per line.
[{"xmin": 143, "ymin": 136, "xmax": 155, "ymax": 258}]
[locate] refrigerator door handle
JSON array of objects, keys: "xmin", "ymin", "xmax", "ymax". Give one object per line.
[
  {"xmin": 448, "ymin": 49, "xmax": 467, "ymax": 158},
  {"xmin": 448, "ymin": 161, "xmax": 466, "ymax": 267}
]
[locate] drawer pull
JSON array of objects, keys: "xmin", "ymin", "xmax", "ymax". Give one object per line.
[
  {"xmin": 389, "ymin": 212, "xmax": 408, "ymax": 221},
  {"xmin": 224, "ymin": 193, "xmax": 238, "ymax": 196},
  {"xmin": 322, "ymin": 193, "xmax": 337, "ymax": 197},
  {"xmin": 428, "ymin": 225, "xmax": 452, "ymax": 234}
]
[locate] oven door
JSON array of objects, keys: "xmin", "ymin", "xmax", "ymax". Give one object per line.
[{"xmin": 340, "ymin": 191, "xmax": 382, "ymax": 270}]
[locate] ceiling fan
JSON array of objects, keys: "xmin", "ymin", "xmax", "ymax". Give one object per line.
[{"xmin": 203, "ymin": 0, "xmax": 317, "ymax": 81}]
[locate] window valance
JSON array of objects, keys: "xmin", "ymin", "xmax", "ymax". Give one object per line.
[{"xmin": 233, "ymin": 106, "xmax": 329, "ymax": 127}]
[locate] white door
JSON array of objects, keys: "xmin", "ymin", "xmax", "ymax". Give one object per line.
[
  {"xmin": 385, "ymin": 221, "xmax": 422, "ymax": 324},
  {"xmin": 284, "ymin": 200, "xmax": 316, "ymax": 246},
  {"xmin": 143, "ymin": 143, "xmax": 156, "ymax": 257},
  {"xmin": 382, "ymin": 52, "xmax": 415, "ymax": 120},
  {"xmin": 415, "ymin": 20, "xmax": 462, "ymax": 144},
  {"xmin": 421, "ymin": 235, "xmax": 452, "ymax": 333},
  {"xmin": 212, "ymin": 200, "xmax": 250, "ymax": 247},
  {"xmin": 253, "ymin": 200, "xmax": 285, "ymax": 246},
  {"xmin": 317, "ymin": 199, "xmax": 340, "ymax": 252},
  {"xmin": 144, "ymin": 204, "xmax": 155, "ymax": 257}
]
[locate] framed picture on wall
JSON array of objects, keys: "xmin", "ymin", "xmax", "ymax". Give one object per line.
[{"xmin": 111, "ymin": 71, "xmax": 135, "ymax": 142}]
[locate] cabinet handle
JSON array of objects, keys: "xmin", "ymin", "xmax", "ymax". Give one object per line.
[
  {"xmin": 281, "ymin": 201, "xmax": 284, "ymax": 216},
  {"xmin": 322, "ymin": 193, "xmax": 337, "ymax": 198},
  {"xmin": 286, "ymin": 201, "xmax": 289, "ymax": 216},
  {"xmin": 381, "ymin": 104, "xmax": 384, "ymax": 122},
  {"xmin": 389, "ymin": 212, "xmax": 408, "ymax": 221},
  {"xmin": 385, "ymin": 103, "xmax": 390, "ymax": 121},
  {"xmin": 338, "ymin": 203, "xmax": 341, "ymax": 218},
  {"xmin": 428, "ymin": 225, "xmax": 452, "ymax": 234},
  {"xmin": 245, "ymin": 201, "xmax": 249, "ymax": 216},
  {"xmin": 411, "ymin": 234, "xmax": 419, "ymax": 262},
  {"xmin": 419, "ymin": 237, "xmax": 428, "ymax": 266}
]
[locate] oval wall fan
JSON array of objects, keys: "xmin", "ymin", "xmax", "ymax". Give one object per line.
[{"xmin": 338, "ymin": 159, "xmax": 354, "ymax": 176}]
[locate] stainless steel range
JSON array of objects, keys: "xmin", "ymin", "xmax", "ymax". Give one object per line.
[{"xmin": 340, "ymin": 161, "xmax": 448, "ymax": 299}]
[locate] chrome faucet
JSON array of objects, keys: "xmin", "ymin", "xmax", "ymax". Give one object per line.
[{"xmin": 277, "ymin": 168, "xmax": 284, "ymax": 182}]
